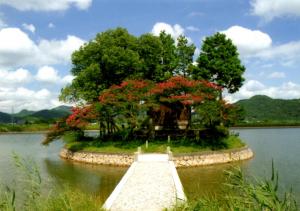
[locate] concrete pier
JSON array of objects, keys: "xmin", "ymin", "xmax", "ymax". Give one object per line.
[{"xmin": 103, "ymin": 153, "xmax": 186, "ymax": 211}]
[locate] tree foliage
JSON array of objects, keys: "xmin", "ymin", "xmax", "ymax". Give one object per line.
[
  {"xmin": 60, "ymin": 28, "xmax": 140, "ymax": 103},
  {"xmin": 60, "ymin": 28, "xmax": 196, "ymax": 103},
  {"xmin": 47, "ymin": 28, "xmax": 246, "ymax": 145},
  {"xmin": 175, "ymin": 35, "xmax": 196, "ymax": 77},
  {"xmin": 193, "ymin": 32, "xmax": 245, "ymax": 94},
  {"xmin": 98, "ymin": 76, "xmax": 220, "ymax": 131}
]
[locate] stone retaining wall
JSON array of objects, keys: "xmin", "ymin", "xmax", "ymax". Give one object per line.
[
  {"xmin": 60, "ymin": 146, "xmax": 253, "ymax": 167},
  {"xmin": 60, "ymin": 148, "xmax": 134, "ymax": 166},
  {"xmin": 172, "ymin": 146, "xmax": 254, "ymax": 167}
]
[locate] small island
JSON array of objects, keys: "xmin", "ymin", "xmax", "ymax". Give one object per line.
[{"xmin": 43, "ymin": 28, "xmax": 253, "ymax": 166}]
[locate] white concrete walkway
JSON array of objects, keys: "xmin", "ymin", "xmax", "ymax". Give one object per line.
[{"xmin": 103, "ymin": 153, "xmax": 186, "ymax": 211}]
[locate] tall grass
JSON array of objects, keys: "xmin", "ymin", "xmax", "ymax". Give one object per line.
[{"xmin": 173, "ymin": 162, "xmax": 297, "ymax": 211}]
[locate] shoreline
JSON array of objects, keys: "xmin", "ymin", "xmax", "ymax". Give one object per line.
[
  {"xmin": 60, "ymin": 146, "xmax": 254, "ymax": 168},
  {"xmin": 231, "ymin": 125, "xmax": 300, "ymax": 129},
  {"xmin": 1, "ymin": 126, "xmax": 300, "ymax": 134}
]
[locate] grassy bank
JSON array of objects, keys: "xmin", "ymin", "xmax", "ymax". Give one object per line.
[
  {"xmin": 235, "ymin": 120, "xmax": 300, "ymax": 127},
  {"xmin": 65, "ymin": 135, "xmax": 245, "ymax": 155},
  {"xmin": 0, "ymin": 123, "xmax": 52, "ymax": 132},
  {"xmin": 1, "ymin": 122, "xmax": 300, "ymax": 133}
]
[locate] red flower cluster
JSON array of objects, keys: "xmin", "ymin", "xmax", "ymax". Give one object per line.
[
  {"xmin": 200, "ymin": 80, "xmax": 222, "ymax": 90},
  {"xmin": 169, "ymin": 76, "xmax": 198, "ymax": 87},
  {"xmin": 99, "ymin": 92, "xmax": 116, "ymax": 103},
  {"xmin": 150, "ymin": 76, "xmax": 220, "ymax": 94},
  {"xmin": 151, "ymin": 81, "xmax": 176, "ymax": 94},
  {"xmin": 166, "ymin": 94, "xmax": 204, "ymax": 105},
  {"xmin": 98, "ymin": 76, "xmax": 220, "ymax": 107},
  {"xmin": 65, "ymin": 77, "xmax": 221, "ymax": 127},
  {"xmin": 99, "ymin": 80, "xmax": 152, "ymax": 104},
  {"xmin": 66, "ymin": 106, "xmax": 94, "ymax": 128}
]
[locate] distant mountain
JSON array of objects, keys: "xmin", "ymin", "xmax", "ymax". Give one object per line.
[
  {"xmin": 52, "ymin": 105, "xmax": 73, "ymax": 113},
  {"xmin": 31, "ymin": 108, "xmax": 71, "ymax": 121},
  {"xmin": 0, "ymin": 112, "xmax": 12, "ymax": 123},
  {"xmin": 235, "ymin": 95, "xmax": 300, "ymax": 123},
  {"xmin": 14, "ymin": 109, "xmax": 35, "ymax": 117},
  {"xmin": 0, "ymin": 106, "xmax": 72, "ymax": 124}
]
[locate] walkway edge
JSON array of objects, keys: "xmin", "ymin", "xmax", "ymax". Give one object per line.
[
  {"xmin": 102, "ymin": 162, "xmax": 137, "ymax": 210},
  {"xmin": 169, "ymin": 161, "xmax": 186, "ymax": 201}
]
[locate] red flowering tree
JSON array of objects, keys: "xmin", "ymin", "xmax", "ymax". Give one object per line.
[
  {"xmin": 98, "ymin": 80, "xmax": 155, "ymax": 135},
  {"xmin": 98, "ymin": 76, "xmax": 221, "ymax": 133},
  {"xmin": 66, "ymin": 105, "xmax": 96, "ymax": 129},
  {"xmin": 44, "ymin": 76, "xmax": 237, "ymax": 143},
  {"xmin": 148, "ymin": 76, "xmax": 221, "ymax": 130},
  {"xmin": 43, "ymin": 105, "xmax": 97, "ymax": 145}
]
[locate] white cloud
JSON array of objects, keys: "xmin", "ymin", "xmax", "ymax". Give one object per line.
[
  {"xmin": 268, "ymin": 71, "xmax": 286, "ymax": 79},
  {"xmin": 35, "ymin": 66, "xmax": 74, "ymax": 85},
  {"xmin": 0, "ymin": 86, "xmax": 61, "ymax": 112},
  {"xmin": 243, "ymin": 80, "xmax": 265, "ymax": 91},
  {"xmin": 0, "ymin": 68, "xmax": 32, "ymax": 86},
  {"xmin": 152, "ymin": 22, "xmax": 185, "ymax": 40},
  {"xmin": 222, "ymin": 25, "xmax": 272, "ymax": 57},
  {"xmin": 186, "ymin": 26, "xmax": 200, "ymax": 32},
  {"xmin": 37, "ymin": 35, "xmax": 85, "ymax": 65},
  {"xmin": 35, "ymin": 88, "xmax": 51, "ymax": 99},
  {"xmin": 0, "ymin": 0, "xmax": 92, "ymax": 11},
  {"xmin": 221, "ymin": 25, "xmax": 300, "ymax": 66},
  {"xmin": 35, "ymin": 66, "xmax": 60, "ymax": 83},
  {"xmin": 61, "ymin": 75, "xmax": 75, "ymax": 84},
  {"xmin": 0, "ymin": 66, "xmax": 73, "ymax": 112},
  {"xmin": 0, "ymin": 27, "xmax": 85, "ymax": 68},
  {"xmin": 226, "ymin": 80, "xmax": 300, "ymax": 102},
  {"xmin": 0, "ymin": 28, "xmax": 37, "ymax": 68},
  {"xmin": 257, "ymin": 41, "xmax": 300, "ymax": 65},
  {"xmin": 48, "ymin": 22, "xmax": 55, "ymax": 28},
  {"xmin": 251, "ymin": 0, "xmax": 300, "ymax": 21},
  {"xmin": 22, "ymin": 23, "xmax": 35, "ymax": 33}
]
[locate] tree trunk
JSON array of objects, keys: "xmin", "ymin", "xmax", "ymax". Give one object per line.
[
  {"xmin": 219, "ymin": 90, "xmax": 224, "ymax": 126},
  {"xmin": 149, "ymin": 102, "xmax": 191, "ymax": 131}
]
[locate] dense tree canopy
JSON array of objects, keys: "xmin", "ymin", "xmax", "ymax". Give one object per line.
[
  {"xmin": 60, "ymin": 28, "xmax": 196, "ymax": 103},
  {"xmin": 175, "ymin": 35, "xmax": 196, "ymax": 77},
  {"xmin": 45, "ymin": 28, "xmax": 247, "ymax": 145},
  {"xmin": 60, "ymin": 28, "xmax": 140, "ymax": 103},
  {"xmin": 193, "ymin": 32, "xmax": 245, "ymax": 94}
]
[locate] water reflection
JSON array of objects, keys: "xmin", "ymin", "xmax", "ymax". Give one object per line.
[
  {"xmin": 43, "ymin": 158, "xmax": 127, "ymax": 202},
  {"xmin": 177, "ymin": 162, "xmax": 240, "ymax": 200}
]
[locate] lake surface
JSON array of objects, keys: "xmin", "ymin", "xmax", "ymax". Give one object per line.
[
  {"xmin": 179, "ymin": 128, "xmax": 300, "ymax": 204},
  {"xmin": 0, "ymin": 128, "xmax": 299, "ymax": 205}
]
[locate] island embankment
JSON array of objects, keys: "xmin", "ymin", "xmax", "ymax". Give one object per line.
[{"xmin": 60, "ymin": 146, "xmax": 253, "ymax": 167}]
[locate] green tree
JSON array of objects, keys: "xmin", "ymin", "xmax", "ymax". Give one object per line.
[
  {"xmin": 137, "ymin": 33, "xmax": 164, "ymax": 81},
  {"xmin": 175, "ymin": 35, "xmax": 196, "ymax": 77},
  {"xmin": 158, "ymin": 31, "xmax": 178, "ymax": 79},
  {"xmin": 60, "ymin": 28, "xmax": 140, "ymax": 103},
  {"xmin": 60, "ymin": 28, "xmax": 182, "ymax": 103},
  {"xmin": 193, "ymin": 32, "xmax": 245, "ymax": 97}
]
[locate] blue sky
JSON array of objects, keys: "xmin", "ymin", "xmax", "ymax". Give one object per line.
[{"xmin": 0, "ymin": 0, "xmax": 300, "ymax": 112}]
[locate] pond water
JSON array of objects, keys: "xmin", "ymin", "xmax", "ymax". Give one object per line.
[
  {"xmin": 0, "ymin": 128, "xmax": 299, "ymax": 205},
  {"xmin": 178, "ymin": 128, "xmax": 300, "ymax": 205}
]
